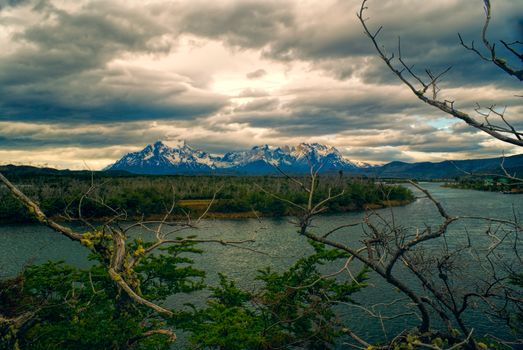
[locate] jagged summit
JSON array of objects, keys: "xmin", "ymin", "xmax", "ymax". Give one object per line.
[
  {"xmin": 106, "ymin": 141, "xmax": 362, "ymax": 174},
  {"xmin": 107, "ymin": 140, "xmax": 219, "ymax": 174},
  {"xmin": 290, "ymin": 143, "xmax": 356, "ymax": 169}
]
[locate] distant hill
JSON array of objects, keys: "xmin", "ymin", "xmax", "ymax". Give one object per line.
[
  {"xmin": 0, "ymin": 165, "xmax": 130, "ymax": 178},
  {"xmin": 361, "ymin": 154, "xmax": 523, "ymax": 179}
]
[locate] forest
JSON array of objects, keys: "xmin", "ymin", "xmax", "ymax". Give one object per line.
[
  {"xmin": 444, "ymin": 175, "xmax": 523, "ymax": 193},
  {"xmin": 0, "ymin": 172, "xmax": 414, "ymax": 223}
]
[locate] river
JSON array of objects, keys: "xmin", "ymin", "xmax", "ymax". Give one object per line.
[{"xmin": 1, "ymin": 183, "xmax": 521, "ymax": 347}]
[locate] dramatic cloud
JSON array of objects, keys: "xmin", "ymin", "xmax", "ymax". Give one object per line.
[
  {"xmin": 246, "ymin": 69, "xmax": 267, "ymax": 79},
  {"xmin": 0, "ymin": 0, "xmax": 521, "ymax": 169}
]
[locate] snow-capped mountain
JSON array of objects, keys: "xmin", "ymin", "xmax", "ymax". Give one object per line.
[
  {"xmin": 222, "ymin": 145, "xmax": 294, "ymax": 167},
  {"xmin": 107, "ymin": 140, "xmax": 221, "ymax": 174},
  {"xmin": 290, "ymin": 143, "xmax": 358, "ymax": 171},
  {"xmin": 106, "ymin": 140, "xmax": 363, "ymax": 175}
]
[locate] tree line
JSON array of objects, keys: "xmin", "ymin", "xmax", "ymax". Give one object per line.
[{"xmin": 0, "ymin": 173, "xmax": 413, "ymax": 223}]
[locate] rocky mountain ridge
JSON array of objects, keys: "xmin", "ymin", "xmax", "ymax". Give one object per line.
[{"xmin": 106, "ymin": 140, "xmax": 363, "ymax": 174}]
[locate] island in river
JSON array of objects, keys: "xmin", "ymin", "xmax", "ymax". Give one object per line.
[{"xmin": 0, "ymin": 172, "xmax": 414, "ymax": 223}]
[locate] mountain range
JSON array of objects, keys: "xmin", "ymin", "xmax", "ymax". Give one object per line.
[
  {"xmin": 103, "ymin": 140, "xmax": 523, "ymax": 179},
  {"xmin": 106, "ymin": 140, "xmax": 367, "ymax": 175}
]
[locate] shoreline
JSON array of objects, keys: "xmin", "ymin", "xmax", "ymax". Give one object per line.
[
  {"xmin": 442, "ymin": 183, "xmax": 523, "ymax": 194},
  {"xmin": 2, "ymin": 198, "xmax": 415, "ymax": 224}
]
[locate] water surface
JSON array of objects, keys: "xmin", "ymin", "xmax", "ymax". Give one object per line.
[{"xmin": 1, "ymin": 183, "xmax": 521, "ymax": 346}]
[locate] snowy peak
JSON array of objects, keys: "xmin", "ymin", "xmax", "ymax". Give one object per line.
[
  {"xmin": 292, "ymin": 143, "xmax": 340, "ymax": 160},
  {"xmin": 106, "ymin": 141, "xmax": 362, "ymax": 174},
  {"xmin": 290, "ymin": 143, "xmax": 357, "ymax": 169},
  {"xmin": 223, "ymin": 145, "xmax": 295, "ymax": 167},
  {"xmin": 151, "ymin": 140, "xmax": 192, "ymax": 155},
  {"xmin": 107, "ymin": 140, "xmax": 219, "ymax": 174}
]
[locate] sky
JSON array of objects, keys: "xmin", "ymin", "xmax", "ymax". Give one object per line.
[{"xmin": 0, "ymin": 0, "xmax": 522, "ymax": 170}]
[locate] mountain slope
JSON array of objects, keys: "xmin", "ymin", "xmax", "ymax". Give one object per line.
[
  {"xmin": 106, "ymin": 141, "xmax": 359, "ymax": 175},
  {"xmin": 222, "ymin": 143, "xmax": 358, "ymax": 174},
  {"xmin": 361, "ymin": 154, "xmax": 523, "ymax": 179},
  {"xmin": 3, "ymin": 148, "xmax": 522, "ymax": 179},
  {"xmin": 107, "ymin": 141, "xmax": 221, "ymax": 174},
  {"xmin": 103, "ymin": 140, "xmax": 523, "ymax": 178}
]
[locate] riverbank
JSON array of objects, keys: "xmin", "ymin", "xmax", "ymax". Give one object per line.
[
  {"xmin": 0, "ymin": 174, "xmax": 415, "ymax": 224},
  {"xmin": 40, "ymin": 198, "xmax": 415, "ymax": 223},
  {"xmin": 1, "ymin": 183, "xmax": 520, "ymax": 346},
  {"xmin": 443, "ymin": 181, "xmax": 523, "ymax": 193}
]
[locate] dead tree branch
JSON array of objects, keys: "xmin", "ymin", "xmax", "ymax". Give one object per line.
[{"xmin": 358, "ymin": 0, "xmax": 523, "ymax": 147}]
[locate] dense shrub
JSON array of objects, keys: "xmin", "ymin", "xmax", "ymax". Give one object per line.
[{"xmin": 0, "ymin": 174, "xmax": 414, "ymax": 223}]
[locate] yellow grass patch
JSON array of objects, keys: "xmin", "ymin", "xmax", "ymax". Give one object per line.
[{"xmin": 177, "ymin": 199, "xmax": 213, "ymax": 206}]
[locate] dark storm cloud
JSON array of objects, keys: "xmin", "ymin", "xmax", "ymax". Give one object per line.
[
  {"xmin": 389, "ymin": 130, "xmax": 489, "ymax": 153},
  {"xmin": 2, "ymin": 0, "xmax": 520, "ymax": 123},
  {"xmin": 1, "ymin": 0, "xmax": 521, "ymax": 167},
  {"xmin": 178, "ymin": 0, "xmax": 294, "ymax": 49},
  {"xmin": 246, "ymin": 69, "xmax": 267, "ymax": 79},
  {"xmin": 284, "ymin": 88, "xmax": 422, "ymax": 118},
  {"xmin": 2, "ymin": 0, "xmax": 169, "ymax": 79},
  {"xmin": 0, "ymin": 0, "xmax": 227, "ymax": 123},
  {"xmin": 0, "ymin": 133, "xmax": 116, "ymax": 149},
  {"xmin": 0, "ymin": 0, "xmax": 30, "ymax": 9},
  {"xmin": 219, "ymin": 84, "xmax": 498, "ymax": 155},
  {"xmin": 233, "ymin": 98, "xmax": 279, "ymax": 112},
  {"xmin": 226, "ymin": 86, "xmax": 426, "ymax": 135},
  {"xmin": 218, "ymin": 79, "xmax": 519, "ymax": 157},
  {"xmin": 0, "ymin": 66, "xmax": 227, "ymax": 122},
  {"xmin": 185, "ymin": 0, "xmax": 520, "ymax": 88},
  {"xmin": 178, "ymin": 0, "xmax": 522, "ymax": 88},
  {"xmin": 0, "ymin": 120, "xmax": 196, "ymax": 150}
]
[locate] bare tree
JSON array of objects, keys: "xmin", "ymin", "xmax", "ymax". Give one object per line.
[
  {"xmin": 257, "ymin": 163, "xmax": 522, "ymax": 349},
  {"xmin": 357, "ymin": 0, "xmax": 523, "ymax": 147},
  {"xmin": 458, "ymin": 0, "xmax": 523, "ymax": 82},
  {"xmin": 354, "ymin": 7, "xmax": 523, "ymax": 342},
  {"xmin": 1, "ymin": 164, "xmax": 521, "ymax": 349},
  {"xmin": 0, "ymin": 172, "xmax": 257, "ymax": 346}
]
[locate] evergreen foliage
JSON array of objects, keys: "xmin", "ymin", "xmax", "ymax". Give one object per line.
[{"xmin": 0, "ymin": 174, "xmax": 414, "ymax": 223}]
